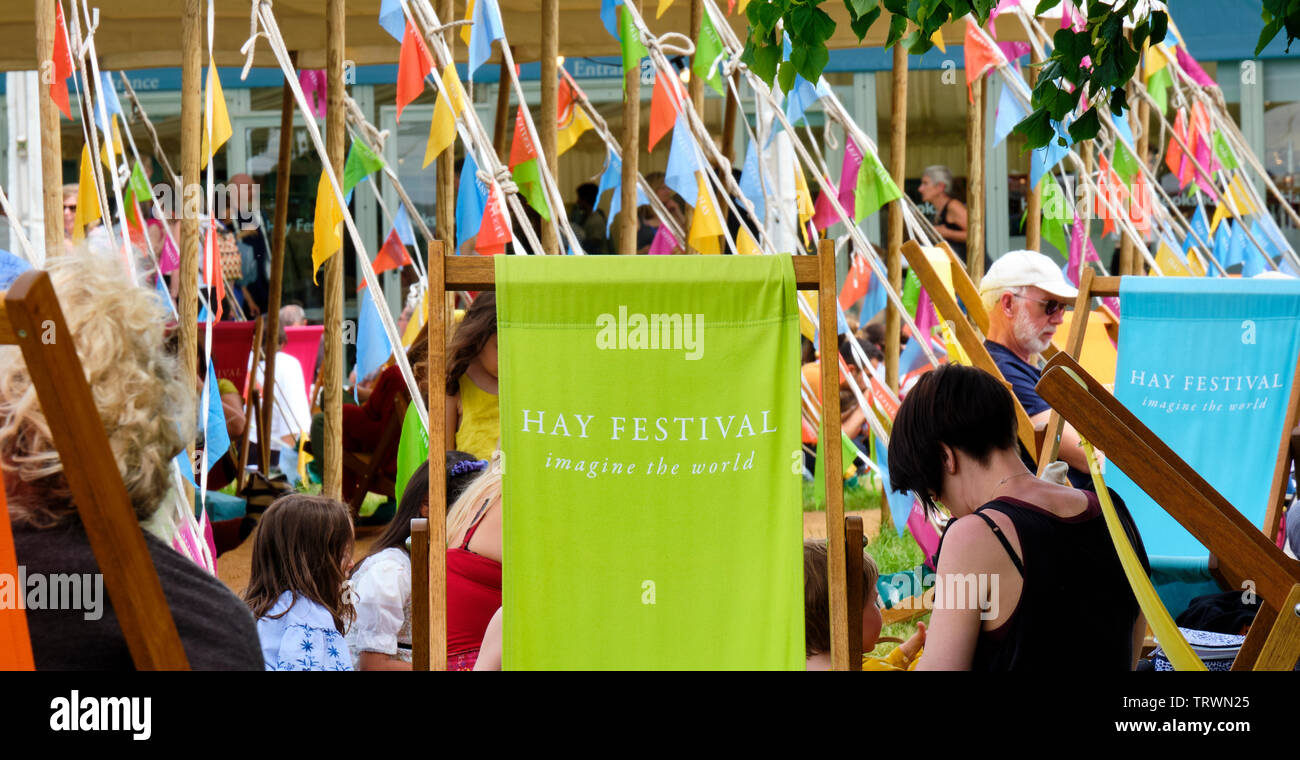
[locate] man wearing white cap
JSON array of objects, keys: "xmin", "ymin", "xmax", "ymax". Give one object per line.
[{"xmin": 980, "ymin": 250, "xmax": 1091, "ymax": 487}]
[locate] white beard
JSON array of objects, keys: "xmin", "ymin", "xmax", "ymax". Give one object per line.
[{"xmin": 1012, "ymin": 308, "xmax": 1053, "ymax": 356}]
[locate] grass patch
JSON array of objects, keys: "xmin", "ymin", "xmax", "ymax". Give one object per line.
[{"xmin": 801, "ymin": 479, "xmax": 882, "ymax": 512}]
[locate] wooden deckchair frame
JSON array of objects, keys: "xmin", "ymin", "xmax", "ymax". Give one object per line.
[
  {"xmin": 410, "ymin": 241, "xmax": 851, "ymax": 670},
  {"xmin": 1037, "ymin": 352, "xmax": 1300, "ymax": 670},
  {"xmin": 1057, "ymin": 276, "xmax": 1300, "ymax": 569},
  {"xmin": 899, "ymin": 240, "xmax": 1041, "ymax": 461},
  {"xmin": 1, "ymin": 270, "xmax": 189, "ymax": 670}
]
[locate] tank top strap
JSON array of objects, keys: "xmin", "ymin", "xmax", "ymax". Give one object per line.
[
  {"xmin": 972, "ymin": 508, "xmax": 1025, "ymax": 577},
  {"xmin": 459, "ymin": 495, "xmax": 494, "ymax": 550}
]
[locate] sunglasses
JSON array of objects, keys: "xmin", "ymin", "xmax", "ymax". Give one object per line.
[{"xmin": 1012, "ymin": 292, "xmax": 1070, "ymax": 316}]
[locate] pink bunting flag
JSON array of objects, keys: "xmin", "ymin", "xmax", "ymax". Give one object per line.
[
  {"xmin": 836, "ymin": 138, "xmax": 863, "ymax": 220},
  {"xmin": 1176, "ymin": 47, "xmax": 1216, "ymax": 88},
  {"xmin": 1067, "ymin": 216, "xmax": 1102, "ymax": 286},
  {"xmin": 987, "ymin": 0, "xmax": 1019, "ymax": 33},
  {"xmin": 812, "ymin": 185, "xmax": 838, "ymax": 231},
  {"xmin": 907, "ymin": 502, "xmax": 941, "ymax": 570},
  {"xmin": 154, "ymin": 219, "xmax": 179, "ymax": 274},
  {"xmin": 997, "ymin": 41, "xmax": 1031, "ymax": 64},
  {"xmin": 299, "ymin": 70, "xmax": 328, "ymax": 118},
  {"xmin": 647, "ymin": 223, "xmax": 678, "ymax": 255},
  {"xmin": 1060, "ymin": 0, "xmax": 1085, "ymax": 31},
  {"xmin": 1102, "ymin": 296, "xmax": 1121, "ymax": 320},
  {"xmin": 1192, "ymin": 133, "xmax": 1219, "ymax": 200},
  {"xmin": 913, "ymin": 284, "xmax": 938, "ymax": 340}
]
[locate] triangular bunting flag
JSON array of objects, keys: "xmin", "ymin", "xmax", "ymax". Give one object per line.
[
  {"xmin": 556, "ymin": 78, "xmax": 595, "ymax": 155},
  {"xmin": 51, "ymin": 0, "xmax": 73, "ymax": 119},
  {"xmin": 963, "ymin": 18, "xmax": 1001, "ymax": 103},
  {"xmin": 469, "ymin": 0, "xmax": 506, "ymax": 79},
  {"xmin": 475, "ymin": 183, "xmax": 513, "ymax": 255},
  {"xmin": 72, "ymin": 144, "xmax": 101, "ymax": 242},
  {"xmin": 687, "ymin": 174, "xmax": 724, "ymax": 254},
  {"xmin": 508, "ymin": 105, "xmax": 538, "ymax": 169},
  {"xmin": 854, "ymin": 151, "xmax": 902, "ymax": 222},
  {"xmin": 693, "ymin": 12, "xmax": 726, "ymax": 97},
  {"xmin": 310, "ymin": 171, "xmax": 344, "ymax": 283},
  {"xmin": 648, "ymin": 73, "xmax": 683, "ymax": 151},
  {"xmin": 396, "ymin": 20, "xmax": 434, "ymax": 122},
  {"xmin": 342, "ymin": 138, "xmax": 386, "ymax": 198},
  {"xmin": 200, "ymin": 67, "xmax": 232, "ymax": 170},
  {"xmin": 424, "ymin": 65, "xmax": 467, "ymax": 168}
]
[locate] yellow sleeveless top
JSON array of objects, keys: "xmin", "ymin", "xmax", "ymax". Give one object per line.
[{"xmin": 456, "ymin": 373, "xmax": 500, "ymax": 460}]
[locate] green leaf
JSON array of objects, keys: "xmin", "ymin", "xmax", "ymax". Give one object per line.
[
  {"xmin": 1255, "ymin": 17, "xmax": 1285, "ymax": 56},
  {"xmin": 885, "ymin": 13, "xmax": 908, "ymax": 48},
  {"xmin": 745, "ymin": 38, "xmax": 782, "ymax": 85},
  {"xmin": 1148, "ymin": 10, "xmax": 1168, "ymax": 45},
  {"xmin": 1108, "ymin": 86, "xmax": 1128, "ymax": 116},
  {"xmin": 777, "ymin": 60, "xmax": 798, "ymax": 94},
  {"xmin": 1034, "ymin": 0, "xmax": 1060, "ymax": 15},
  {"xmin": 846, "ymin": 0, "xmax": 879, "ymax": 15},
  {"xmin": 849, "ymin": 6, "xmax": 882, "ymax": 40},
  {"xmin": 1131, "ymin": 18, "xmax": 1150, "ymax": 53},
  {"xmin": 1013, "ymin": 108, "xmax": 1055, "ymax": 151},
  {"xmin": 1067, "ymin": 106, "xmax": 1100, "ymax": 143}
]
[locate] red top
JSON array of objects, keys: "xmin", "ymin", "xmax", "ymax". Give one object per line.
[{"xmin": 446, "ymin": 508, "xmax": 502, "ymax": 658}]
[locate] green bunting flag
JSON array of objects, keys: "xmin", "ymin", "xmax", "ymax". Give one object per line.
[
  {"xmin": 1040, "ymin": 175, "xmax": 1073, "ymax": 255},
  {"xmin": 812, "ymin": 430, "xmax": 861, "ymax": 507},
  {"xmin": 497, "ymin": 254, "xmax": 803, "ymax": 669},
  {"xmin": 342, "ymin": 138, "xmax": 386, "ymax": 197},
  {"xmin": 1212, "ymin": 130, "xmax": 1240, "ymax": 171},
  {"xmin": 1147, "ymin": 67, "xmax": 1172, "ymax": 117},
  {"xmin": 1112, "ymin": 140, "xmax": 1141, "ymax": 184},
  {"xmin": 511, "ymin": 159, "xmax": 553, "ymax": 222},
  {"xmin": 854, "ymin": 152, "xmax": 902, "ymax": 222},
  {"xmin": 693, "ymin": 13, "xmax": 726, "ymax": 97},
  {"xmin": 124, "ymin": 162, "xmax": 153, "ymax": 225},
  {"xmin": 393, "ymin": 403, "xmax": 428, "ymax": 510},
  {"xmin": 902, "ymin": 268, "xmax": 920, "ymax": 319},
  {"xmin": 619, "ymin": 5, "xmax": 648, "ymax": 87}
]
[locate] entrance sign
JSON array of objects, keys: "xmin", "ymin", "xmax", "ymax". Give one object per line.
[{"xmin": 497, "ymin": 255, "xmax": 804, "ymax": 669}]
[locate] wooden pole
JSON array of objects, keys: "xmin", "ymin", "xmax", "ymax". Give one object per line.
[
  {"xmin": 1129, "ymin": 92, "xmax": 1150, "ymax": 275},
  {"xmin": 1025, "ymin": 46, "xmax": 1042, "ymax": 251},
  {"xmin": 436, "ymin": 0, "xmax": 455, "ymax": 251},
  {"xmin": 721, "ymin": 73, "xmax": 739, "ymax": 165},
  {"xmin": 492, "ymin": 51, "xmax": 512, "ymax": 160},
  {"xmin": 260, "ymin": 51, "xmax": 297, "ymax": 476},
  {"xmin": 966, "ymin": 75, "xmax": 986, "ymax": 281},
  {"xmin": 426, "ymin": 241, "xmax": 448, "ymax": 671},
  {"xmin": 688, "ymin": 0, "xmax": 705, "ymax": 115},
  {"xmin": 618, "ymin": 2, "xmax": 641, "ymax": 255},
  {"xmin": 36, "ymin": 0, "xmax": 63, "ymax": 254},
  {"xmin": 818, "ymin": 239, "xmax": 848, "ymax": 670},
  {"xmin": 321, "ymin": 0, "xmax": 345, "ymax": 498},
  {"xmin": 540, "ymin": 1, "xmax": 560, "ymax": 255},
  {"xmin": 886, "ymin": 44, "xmax": 907, "ymax": 393},
  {"xmin": 179, "ymin": 0, "xmax": 201, "ymax": 398}
]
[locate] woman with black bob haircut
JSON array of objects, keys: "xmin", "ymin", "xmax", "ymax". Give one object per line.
[{"xmin": 888, "ymin": 365, "xmax": 1149, "ymax": 671}]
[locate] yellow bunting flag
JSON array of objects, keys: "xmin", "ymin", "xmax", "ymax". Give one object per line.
[
  {"xmin": 736, "ymin": 226, "xmax": 760, "ymax": 255},
  {"xmin": 1186, "ymin": 248, "xmax": 1208, "ymax": 277},
  {"xmin": 1142, "ymin": 43, "xmax": 1169, "ymax": 82},
  {"xmin": 98, "ymin": 115, "xmax": 124, "ymax": 168},
  {"xmin": 402, "ymin": 289, "xmax": 428, "ymax": 348},
  {"xmin": 200, "ymin": 66, "xmax": 233, "ymax": 170},
  {"xmin": 931, "ymin": 28, "xmax": 946, "ymax": 53},
  {"xmin": 657, "ymin": 0, "xmax": 674, "ymax": 18},
  {"xmin": 688, "ymin": 173, "xmax": 724, "ymax": 254},
  {"xmin": 1155, "ymin": 240, "xmax": 1190, "ymax": 276},
  {"xmin": 73, "ymin": 144, "xmax": 101, "ymax": 242},
  {"xmin": 556, "ymin": 106, "xmax": 594, "ymax": 156},
  {"xmin": 461, "ymin": 0, "xmax": 476, "ymax": 46},
  {"xmin": 1227, "ymin": 173, "xmax": 1258, "ymax": 217},
  {"xmin": 424, "ymin": 66, "xmax": 467, "ymax": 168},
  {"xmin": 798, "ymin": 291, "xmax": 816, "ymax": 342},
  {"xmin": 1210, "ymin": 203, "xmax": 1231, "ymax": 233},
  {"xmin": 310, "ymin": 170, "xmax": 345, "ymax": 284},
  {"xmin": 793, "ymin": 161, "xmax": 815, "ymax": 246}
]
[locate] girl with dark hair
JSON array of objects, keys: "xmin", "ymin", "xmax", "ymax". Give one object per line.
[
  {"xmin": 244, "ymin": 494, "xmax": 355, "ymax": 671},
  {"xmin": 887, "ymin": 364, "xmax": 1148, "ymax": 671},
  {"xmin": 346, "ymin": 452, "xmax": 487, "ymax": 670},
  {"xmin": 445, "ymin": 293, "xmax": 499, "ymax": 460}
]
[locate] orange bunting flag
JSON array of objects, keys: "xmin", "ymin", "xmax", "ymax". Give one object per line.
[
  {"xmin": 204, "ymin": 224, "xmax": 226, "ymax": 319},
  {"xmin": 1166, "ymin": 109, "xmax": 1191, "ymax": 188},
  {"xmin": 476, "ymin": 184, "xmax": 513, "ymax": 255},
  {"xmin": 310, "ymin": 170, "xmax": 344, "ymax": 283},
  {"xmin": 963, "ymin": 18, "xmax": 1001, "ymax": 103},
  {"xmin": 838, "ymin": 252, "xmax": 870, "ymax": 310},
  {"xmin": 556, "ymin": 76, "xmax": 594, "ymax": 155},
  {"xmin": 648, "ymin": 73, "xmax": 684, "ymax": 151},
  {"xmin": 688, "ymin": 173, "xmax": 724, "ymax": 254},
  {"xmin": 424, "ymin": 65, "xmax": 466, "ymax": 168},
  {"xmin": 508, "ymin": 105, "xmax": 538, "ymax": 169},
  {"xmin": 51, "ymin": 0, "xmax": 74, "ymax": 119},
  {"xmin": 357, "ymin": 228, "xmax": 413, "ymax": 290},
  {"xmin": 397, "ymin": 20, "xmax": 434, "ymax": 123}
]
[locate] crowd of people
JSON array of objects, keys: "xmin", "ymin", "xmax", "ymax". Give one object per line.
[{"xmin": 0, "ymin": 232, "xmax": 1164, "ymax": 672}]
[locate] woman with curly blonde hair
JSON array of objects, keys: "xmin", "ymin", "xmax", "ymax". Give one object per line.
[{"xmin": 2, "ymin": 252, "xmax": 262, "ymax": 669}]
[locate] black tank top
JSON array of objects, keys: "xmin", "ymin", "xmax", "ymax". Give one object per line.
[
  {"xmin": 930, "ymin": 199, "xmax": 969, "ymax": 264},
  {"xmin": 935, "ymin": 490, "xmax": 1149, "ymax": 672}
]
